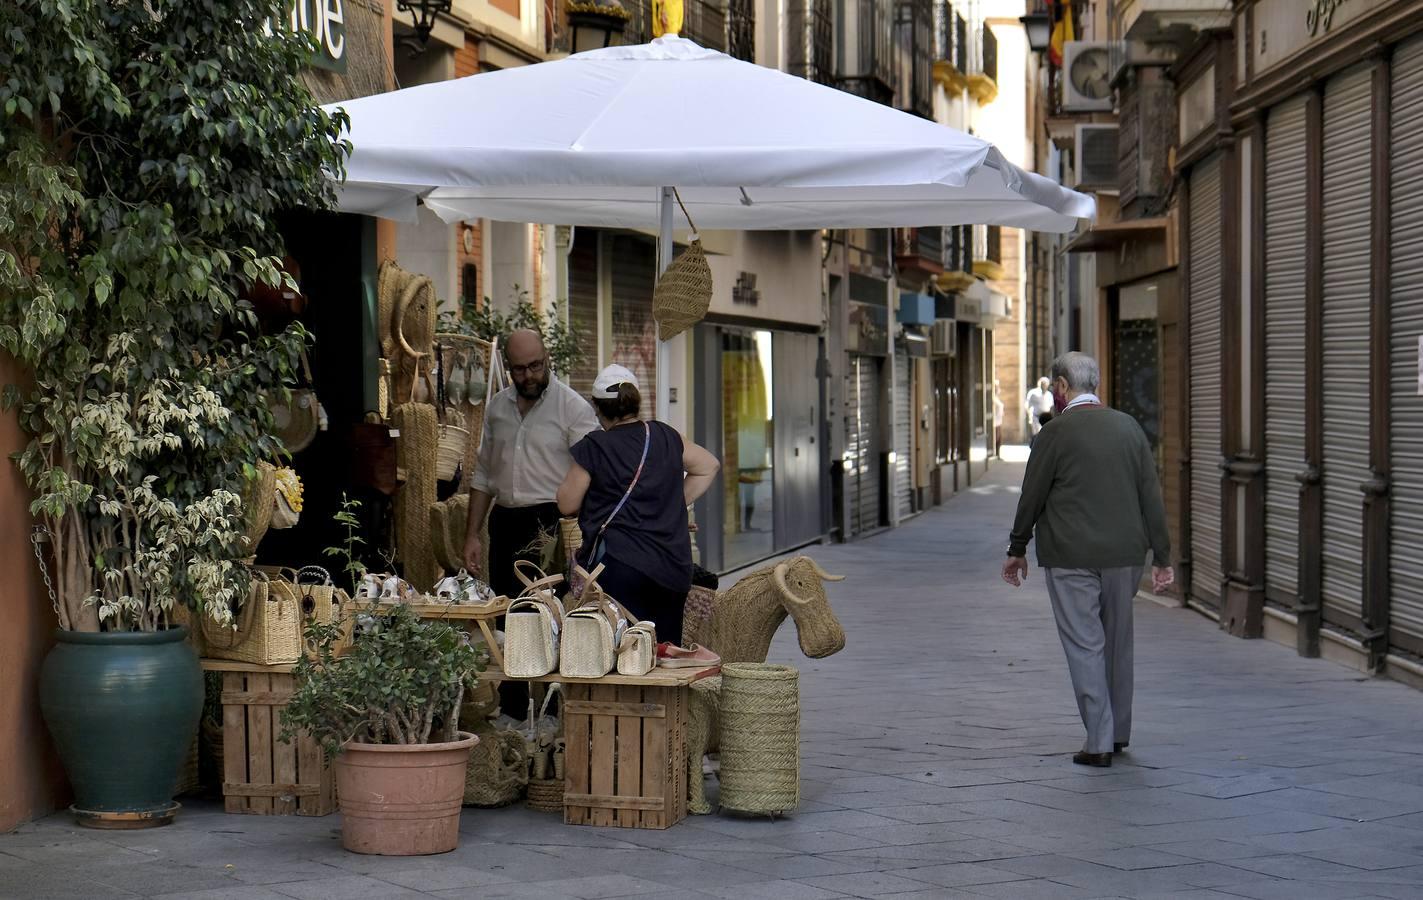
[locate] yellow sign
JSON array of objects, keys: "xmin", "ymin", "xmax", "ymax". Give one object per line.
[{"xmin": 653, "ymin": 0, "xmax": 683, "ymax": 38}]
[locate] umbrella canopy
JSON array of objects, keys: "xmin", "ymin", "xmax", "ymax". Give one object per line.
[{"xmin": 325, "ymin": 36, "xmax": 1093, "ymax": 232}]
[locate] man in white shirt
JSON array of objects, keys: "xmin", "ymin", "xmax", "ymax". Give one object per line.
[
  {"xmin": 463, "ymin": 329, "xmax": 600, "ymax": 599},
  {"xmin": 1025, "ymin": 376, "xmax": 1055, "ymax": 439}
]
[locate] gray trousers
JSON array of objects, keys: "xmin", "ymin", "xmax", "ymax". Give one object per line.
[{"xmin": 1044, "ymin": 566, "xmax": 1142, "ymax": 754}]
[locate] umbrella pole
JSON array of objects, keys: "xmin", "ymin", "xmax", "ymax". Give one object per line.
[{"xmin": 656, "ymin": 186, "xmax": 674, "ymax": 423}]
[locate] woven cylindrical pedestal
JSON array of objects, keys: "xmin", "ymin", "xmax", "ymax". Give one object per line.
[
  {"xmin": 717, "ymin": 663, "xmax": 800, "ymax": 816},
  {"xmin": 526, "ymin": 778, "xmax": 563, "ymax": 813}
]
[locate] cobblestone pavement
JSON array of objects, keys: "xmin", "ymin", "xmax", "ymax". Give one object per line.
[{"xmin": 8, "ymin": 459, "xmax": 1423, "ymax": 899}]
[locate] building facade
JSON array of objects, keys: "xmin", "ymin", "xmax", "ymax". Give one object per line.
[{"xmin": 1029, "ymin": 0, "xmax": 1423, "ymax": 689}]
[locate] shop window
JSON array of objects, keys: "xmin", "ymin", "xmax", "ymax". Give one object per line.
[{"xmin": 722, "ymin": 330, "xmax": 775, "ymax": 569}]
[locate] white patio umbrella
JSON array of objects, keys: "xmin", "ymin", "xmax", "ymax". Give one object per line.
[{"xmin": 325, "ymin": 36, "xmax": 1094, "ymax": 419}]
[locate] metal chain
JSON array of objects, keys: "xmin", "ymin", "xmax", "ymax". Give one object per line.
[{"xmin": 30, "ymin": 524, "xmax": 62, "ymax": 621}]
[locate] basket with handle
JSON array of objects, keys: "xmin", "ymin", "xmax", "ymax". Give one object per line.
[
  {"xmin": 559, "ymin": 564, "xmax": 637, "ymax": 679},
  {"xmin": 616, "ymin": 621, "xmax": 658, "ymax": 676},
  {"xmin": 201, "ymin": 570, "xmax": 303, "ymax": 666},
  {"xmin": 504, "ymin": 561, "xmax": 566, "ymax": 679}
]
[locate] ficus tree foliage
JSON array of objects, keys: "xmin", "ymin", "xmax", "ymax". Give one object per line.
[{"xmin": 0, "ymin": 0, "xmax": 350, "ymax": 630}]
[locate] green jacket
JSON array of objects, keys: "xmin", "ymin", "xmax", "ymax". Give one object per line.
[{"xmin": 1008, "ymin": 405, "xmax": 1171, "ymax": 569}]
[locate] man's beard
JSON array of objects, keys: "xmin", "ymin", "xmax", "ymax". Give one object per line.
[{"xmin": 516, "ymin": 373, "xmax": 550, "ymax": 400}]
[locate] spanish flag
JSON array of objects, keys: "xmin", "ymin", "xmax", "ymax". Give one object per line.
[
  {"xmin": 653, "ymin": 0, "xmax": 683, "ymax": 38},
  {"xmin": 1049, "ymin": 0, "xmax": 1075, "ymax": 68}
]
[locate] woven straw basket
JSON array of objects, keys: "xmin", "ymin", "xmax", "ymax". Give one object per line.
[
  {"xmin": 463, "ymin": 728, "xmax": 528, "ymax": 808},
  {"xmin": 526, "ymin": 777, "xmax": 563, "ymax": 813},
  {"xmin": 718, "ymin": 663, "xmax": 801, "ymax": 816},
  {"xmin": 436, "ymin": 423, "xmax": 470, "ymax": 482},
  {"xmin": 201, "ymin": 574, "xmax": 303, "ymax": 666},
  {"xmin": 504, "ymin": 562, "xmax": 566, "ymax": 679},
  {"xmin": 239, "ymin": 462, "xmax": 276, "ymax": 555},
  {"xmin": 652, "ymin": 238, "xmax": 713, "ymax": 341}
]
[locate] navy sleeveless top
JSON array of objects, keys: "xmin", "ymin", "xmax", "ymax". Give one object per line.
[{"xmin": 570, "ymin": 420, "xmax": 692, "ymax": 594}]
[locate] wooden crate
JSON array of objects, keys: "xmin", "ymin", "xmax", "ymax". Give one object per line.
[
  {"xmin": 562, "ymin": 682, "xmax": 688, "ymax": 829},
  {"xmin": 220, "ymin": 670, "xmax": 335, "ymax": 816}
]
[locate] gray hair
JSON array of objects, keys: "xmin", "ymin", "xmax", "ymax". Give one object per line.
[{"xmin": 1050, "ymin": 352, "xmax": 1100, "ymax": 393}]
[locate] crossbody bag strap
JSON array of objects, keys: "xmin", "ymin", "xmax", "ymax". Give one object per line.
[{"xmin": 582, "ymin": 421, "xmax": 651, "ymax": 566}]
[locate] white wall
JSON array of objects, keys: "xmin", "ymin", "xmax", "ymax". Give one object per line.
[
  {"xmin": 704, "ymin": 231, "xmax": 822, "ymax": 327},
  {"xmin": 396, "ymin": 206, "xmax": 459, "ymax": 314},
  {"xmin": 487, "ymin": 220, "xmax": 534, "ymax": 310}
]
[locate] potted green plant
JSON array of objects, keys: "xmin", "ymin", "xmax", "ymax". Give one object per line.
[
  {"xmin": 0, "ymin": 0, "xmax": 346, "ymax": 827},
  {"xmin": 280, "ymin": 501, "xmax": 485, "ymax": 856}
]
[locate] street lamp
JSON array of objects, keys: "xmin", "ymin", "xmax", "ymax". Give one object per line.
[
  {"xmin": 397, "ymin": 0, "xmax": 452, "ymax": 50},
  {"xmin": 1019, "ymin": 11, "xmax": 1051, "ymax": 54},
  {"xmin": 567, "ymin": 1, "xmax": 631, "ymax": 53}
]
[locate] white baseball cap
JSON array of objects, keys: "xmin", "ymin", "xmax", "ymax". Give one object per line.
[{"xmin": 592, "ymin": 364, "xmax": 639, "ymax": 399}]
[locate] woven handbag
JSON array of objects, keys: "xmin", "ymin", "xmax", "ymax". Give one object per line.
[
  {"xmin": 504, "ymin": 561, "xmax": 566, "ymax": 679},
  {"xmin": 288, "ymin": 566, "xmax": 353, "ymax": 657},
  {"xmin": 617, "ymin": 621, "xmax": 658, "ymax": 676},
  {"xmin": 271, "ymin": 349, "xmax": 320, "ymax": 454},
  {"xmin": 652, "ymin": 189, "xmax": 713, "ymax": 341},
  {"xmin": 560, "ymin": 564, "xmax": 635, "ymax": 678},
  {"xmin": 201, "ymin": 571, "xmax": 302, "ymax": 666}
]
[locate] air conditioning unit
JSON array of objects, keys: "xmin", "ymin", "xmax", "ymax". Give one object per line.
[
  {"xmin": 1061, "ymin": 42, "xmax": 1115, "ymax": 113},
  {"xmin": 931, "ymin": 319, "xmax": 957, "ymax": 357},
  {"xmin": 1075, "ymin": 124, "xmax": 1120, "ymax": 190}
]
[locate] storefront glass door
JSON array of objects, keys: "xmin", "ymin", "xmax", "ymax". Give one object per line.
[{"xmin": 722, "ymin": 330, "xmax": 775, "ymax": 569}]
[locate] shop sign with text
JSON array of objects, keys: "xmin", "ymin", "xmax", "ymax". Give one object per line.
[{"xmin": 265, "ymin": 0, "xmax": 348, "ymax": 73}]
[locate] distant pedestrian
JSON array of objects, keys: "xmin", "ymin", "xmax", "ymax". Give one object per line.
[
  {"xmin": 1024, "ymin": 376, "xmax": 1054, "ymax": 439},
  {"xmin": 1001, "ymin": 352, "xmax": 1174, "ymax": 768}
]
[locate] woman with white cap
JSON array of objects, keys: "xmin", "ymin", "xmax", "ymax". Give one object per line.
[{"xmin": 556, "ymin": 364, "xmax": 720, "ymax": 642}]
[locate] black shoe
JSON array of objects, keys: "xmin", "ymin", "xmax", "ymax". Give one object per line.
[
  {"xmin": 1114, "ymin": 742, "xmax": 1129, "ymax": 753},
  {"xmin": 1073, "ymin": 751, "xmax": 1112, "ymax": 768}
]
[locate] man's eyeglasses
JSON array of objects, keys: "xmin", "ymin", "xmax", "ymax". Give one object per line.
[{"xmin": 508, "ymin": 359, "xmax": 547, "ymax": 378}]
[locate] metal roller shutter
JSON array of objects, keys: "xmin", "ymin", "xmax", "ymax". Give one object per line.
[
  {"xmin": 894, "ymin": 352, "xmax": 912, "ymax": 519},
  {"xmin": 609, "ymin": 234, "xmax": 657, "ymax": 405},
  {"xmin": 848, "ymin": 356, "xmax": 882, "ymax": 536},
  {"xmin": 1263, "ymin": 97, "xmax": 1310, "ymax": 605},
  {"xmin": 1391, "ymin": 37, "xmax": 1423, "ymax": 651},
  {"xmin": 1320, "ymin": 66, "xmax": 1373, "ymax": 630},
  {"xmin": 1188, "ymin": 155, "xmax": 1224, "ymax": 605},
  {"xmin": 567, "ymin": 234, "xmax": 600, "ymax": 398}
]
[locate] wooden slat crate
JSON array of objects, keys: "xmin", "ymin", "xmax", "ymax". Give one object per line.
[
  {"xmin": 220, "ymin": 671, "xmax": 335, "ymax": 816},
  {"xmin": 563, "ymin": 682, "xmax": 688, "ymax": 829}
]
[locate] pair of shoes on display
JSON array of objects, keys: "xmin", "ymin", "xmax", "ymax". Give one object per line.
[
  {"xmin": 655, "ymin": 642, "xmax": 721, "ymax": 669},
  {"xmin": 355, "ymin": 572, "xmax": 418, "ymax": 604},
  {"xmin": 433, "ymin": 569, "xmax": 498, "ymax": 606}
]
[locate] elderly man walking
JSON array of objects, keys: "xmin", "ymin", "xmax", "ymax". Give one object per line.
[{"xmin": 1001, "ymin": 352, "xmax": 1173, "ymax": 767}]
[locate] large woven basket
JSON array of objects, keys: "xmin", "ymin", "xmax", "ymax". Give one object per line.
[
  {"xmin": 436, "ymin": 423, "xmax": 470, "ymax": 482},
  {"xmin": 718, "ymin": 663, "xmax": 800, "ymax": 816},
  {"xmin": 652, "ymin": 238, "xmax": 713, "ymax": 341},
  {"xmin": 463, "ymin": 727, "xmax": 528, "ymax": 808},
  {"xmin": 201, "ymin": 574, "xmax": 303, "ymax": 666}
]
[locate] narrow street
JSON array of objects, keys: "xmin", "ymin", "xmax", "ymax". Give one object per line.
[{"xmin": 7, "ymin": 461, "xmax": 1423, "ymax": 900}]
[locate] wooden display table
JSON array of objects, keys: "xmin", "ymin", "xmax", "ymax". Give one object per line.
[
  {"xmin": 485, "ymin": 665, "xmax": 719, "ymax": 830},
  {"xmin": 371, "ymin": 599, "xmax": 509, "ymax": 669},
  {"xmin": 200, "ymin": 659, "xmax": 333, "ymax": 816}
]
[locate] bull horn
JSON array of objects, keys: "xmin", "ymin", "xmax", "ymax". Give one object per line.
[
  {"xmin": 773, "ymin": 562, "xmax": 811, "ymax": 606},
  {"xmin": 806, "ymin": 558, "xmax": 846, "ymax": 582}
]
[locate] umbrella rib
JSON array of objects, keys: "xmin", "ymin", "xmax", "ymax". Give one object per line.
[{"xmin": 566, "ymin": 68, "xmax": 649, "ymax": 154}]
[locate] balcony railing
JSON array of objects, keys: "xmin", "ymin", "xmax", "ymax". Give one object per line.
[
  {"xmin": 621, "ymin": 0, "xmax": 727, "ymax": 52},
  {"xmin": 726, "ymin": 0, "xmax": 755, "ymax": 61},
  {"xmin": 893, "ymin": 0, "xmax": 934, "ymax": 118},
  {"xmin": 933, "ymin": 2, "xmax": 967, "ymax": 69},
  {"xmin": 787, "ymin": 0, "xmax": 835, "ymax": 85},
  {"xmin": 895, "ymin": 227, "xmax": 945, "ymax": 274},
  {"xmin": 839, "ymin": 0, "xmax": 896, "ymax": 105}
]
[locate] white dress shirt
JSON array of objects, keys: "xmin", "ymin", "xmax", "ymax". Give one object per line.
[{"xmin": 471, "ymin": 379, "xmax": 601, "ymax": 508}]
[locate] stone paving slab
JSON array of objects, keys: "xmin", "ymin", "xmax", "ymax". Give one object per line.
[{"xmin": 8, "ymin": 459, "xmax": 1423, "ymax": 898}]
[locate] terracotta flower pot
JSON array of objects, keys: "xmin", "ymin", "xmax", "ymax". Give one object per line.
[{"xmin": 335, "ymin": 731, "xmax": 478, "ymax": 855}]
